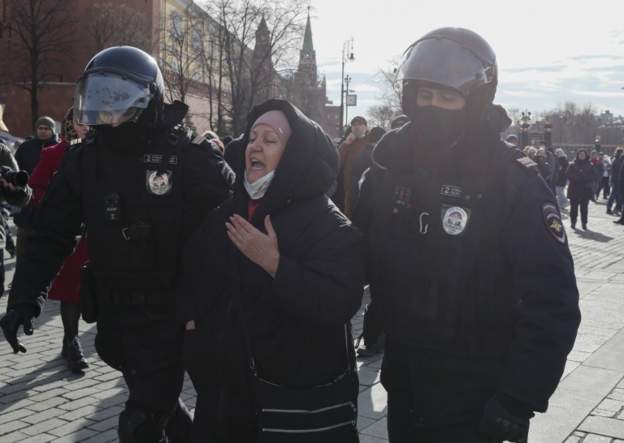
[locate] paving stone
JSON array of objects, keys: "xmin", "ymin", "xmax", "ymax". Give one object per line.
[
  {"xmin": 0, "ymin": 419, "xmax": 30, "ymax": 435},
  {"xmin": 17, "ymin": 433, "xmax": 57, "ymax": 443},
  {"xmin": 0, "ymin": 431, "xmax": 30, "ymax": 443},
  {"xmin": 359, "ymin": 434, "xmax": 389, "ymax": 443},
  {"xmin": 87, "ymin": 416, "xmax": 118, "ymax": 432},
  {"xmin": 0, "ymin": 408, "xmax": 32, "ymax": 425},
  {"xmin": 80, "ymin": 428, "xmax": 118, "ymax": 443},
  {"xmin": 610, "ymin": 389, "xmax": 624, "ymax": 402},
  {"xmin": 22, "ymin": 408, "xmax": 67, "ymax": 425},
  {"xmin": 583, "ymin": 435, "xmax": 613, "ymax": 443},
  {"xmin": 21, "ymin": 418, "xmax": 68, "ymax": 436},
  {"xmin": 357, "ymin": 415, "xmax": 377, "ymax": 431},
  {"xmin": 27, "ymin": 397, "xmax": 67, "ymax": 412},
  {"xmin": 599, "ymin": 399, "xmax": 624, "ymax": 413},
  {"xmin": 47, "ymin": 418, "xmax": 96, "ymax": 437},
  {"xmin": 580, "ymin": 416, "xmax": 624, "ymax": 439},
  {"xmin": 360, "ymin": 417, "xmax": 388, "ymax": 439},
  {"xmin": 58, "ymin": 396, "xmax": 100, "ymax": 411},
  {"xmin": 50, "ymin": 428, "xmax": 98, "ymax": 442}
]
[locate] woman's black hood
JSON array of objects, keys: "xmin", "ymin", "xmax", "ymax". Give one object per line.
[{"xmin": 226, "ymin": 99, "xmax": 338, "ymax": 212}]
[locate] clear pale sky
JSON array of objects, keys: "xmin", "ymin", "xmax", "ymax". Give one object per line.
[{"xmin": 307, "ymin": 0, "xmax": 624, "ymax": 121}]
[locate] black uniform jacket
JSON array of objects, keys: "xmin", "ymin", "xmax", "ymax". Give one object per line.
[
  {"xmin": 178, "ymin": 99, "xmax": 364, "ymax": 431},
  {"xmin": 8, "ymin": 105, "xmax": 234, "ymax": 316},
  {"xmin": 355, "ymin": 109, "xmax": 581, "ymax": 418}
]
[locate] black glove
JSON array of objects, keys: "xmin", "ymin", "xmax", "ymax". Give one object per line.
[
  {"xmin": 480, "ymin": 395, "xmax": 532, "ymax": 443},
  {"xmin": 0, "ymin": 307, "xmax": 35, "ymax": 354}
]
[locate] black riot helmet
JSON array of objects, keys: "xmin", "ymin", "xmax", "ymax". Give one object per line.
[
  {"xmin": 398, "ymin": 27, "xmax": 498, "ymax": 121},
  {"xmin": 74, "ymin": 46, "xmax": 165, "ymax": 129}
]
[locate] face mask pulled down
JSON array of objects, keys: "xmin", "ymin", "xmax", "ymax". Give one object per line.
[
  {"xmin": 244, "ymin": 170, "xmax": 275, "ymax": 200},
  {"xmin": 412, "ymin": 106, "xmax": 466, "ymax": 150}
]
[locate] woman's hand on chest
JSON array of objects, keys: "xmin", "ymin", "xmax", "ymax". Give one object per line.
[{"xmin": 226, "ymin": 214, "xmax": 280, "ymax": 277}]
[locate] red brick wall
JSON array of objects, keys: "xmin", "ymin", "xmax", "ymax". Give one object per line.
[{"xmin": 0, "ymin": 0, "xmax": 158, "ymax": 137}]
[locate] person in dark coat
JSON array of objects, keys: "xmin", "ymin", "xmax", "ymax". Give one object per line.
[
  {"xmin": 14, "ymin": 116, "xmax": 59, "ymax": 175},
  {"xmin": 615, "ymin": 151, "xmax": 624, "ymax": 225},
  {"xmin": 535, "ymin": 148, "xmax": 552, "ymax": 186},
  {"xmin": 0, "ymin": 142, "xmax": 20, "ymax": 296},
  {"xmin": 350, "ymin": 126, "xmax": 388, "ymax": 358},
  {"xmin": 336, "ymin": 116, "xmax": 369, "ymax": 218},
  {"xmin": 607, "ymin": 147, "xmax": 623, "ymax": 215},
  {"xmin": 23, "ymin": 108, "xmax": 91, "ymax": 372},
  {"xmin": 566, "ymin": 149, "xmax": 594, "ymax": 230},
  {"xmin": 553, "ymin": 148, "xmax": 569, "ymax": 209},
  {"xmin": 355, "ymin": 28, "xmax": 580, "ymax": 443},
  {"xmin": 590, "ymin": 150, "xmax": 604, "ymax": 201},
  {"xmin": 12, "ymin": 116, "xmax": 59, "ymax": 262},
  {"xmin": 179, "ymin": 99, "xmax": 364, "ymax": 443},
  {"xmin": 351, "ymin": 126, "xmax": 386, "ymax": 208}
]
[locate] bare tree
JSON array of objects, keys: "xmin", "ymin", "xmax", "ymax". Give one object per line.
[
  {"xmin": 376, "ymin": 60, "xmax": 402, "ymax": 113},
  {"xmin": 85, "ymin": 2, "xmax": 151, "ymax": 53},
  {"xmin": 367, "ymin": 104, "xmax": 396, "ymax": 129},
  {"xmin": 6, "ymin": 0, "xmax": 76, "ymax": 128},
  {"xmin": 159, "ymin": 4, "xmax": 205, "ymax": 105},
  {"xmin": 202, "ymin": 0, "xmax": 305, "ymax": 134}
]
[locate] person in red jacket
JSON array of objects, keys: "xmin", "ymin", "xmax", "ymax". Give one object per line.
[{"xmin": 29, "ymin": 108, "xmax": 90, "ymax": 372}]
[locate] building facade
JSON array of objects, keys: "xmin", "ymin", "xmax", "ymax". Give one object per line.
[{"xmin": 0, "ymin": 0, "xmax": 339, "ymax": 139}]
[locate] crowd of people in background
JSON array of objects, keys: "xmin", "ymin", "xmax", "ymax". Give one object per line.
[{"xmin": 515, "ymin": 141, "xmax": 624, "ymax": 229}]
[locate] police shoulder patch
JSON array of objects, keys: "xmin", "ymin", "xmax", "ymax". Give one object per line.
[{"xmin": 542, "ymin": 203, "xmax": 566, "ymax": 244}]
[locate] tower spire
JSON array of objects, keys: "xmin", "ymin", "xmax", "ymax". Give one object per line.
[{"xmin": 302, "ymin": 9, "xmax": 314, "ymax": 53}]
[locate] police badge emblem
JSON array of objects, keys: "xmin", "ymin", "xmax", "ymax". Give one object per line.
[
  {"xmin": 441, "ymin": 206, "xmax": 470, "ymax": 236},
  {"xmin": 146, "ymin": 170, "xmax": 173, "ymax": 195}
]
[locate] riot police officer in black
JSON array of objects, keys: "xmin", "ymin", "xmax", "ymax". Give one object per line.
[
  {"xmin": 355, "ymin": 28, "xmax": 581, "ymax": 443},
  {"xmin": 0, "ymin": 46, "xmax": 233, "ymax": 442}
]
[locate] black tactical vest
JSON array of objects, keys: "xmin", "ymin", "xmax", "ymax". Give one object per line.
[
  {"xmin": 80, "ymin": 131, "xmax": 188, "ymax": 291},
  {"xmin": 367, "ymin": 142, "xmax": 512, "ymax": 354}
]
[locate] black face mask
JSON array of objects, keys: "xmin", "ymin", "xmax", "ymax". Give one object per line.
[
  {"xmin": 98, "ymin": 122, "xmax": 144, "ymax": 154},
  {"xmin": 412, "ymin": 106, "xmax": 466, "ymax": 150}
]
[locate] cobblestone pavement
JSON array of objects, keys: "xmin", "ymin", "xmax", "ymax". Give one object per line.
[{"xmin": 1, "ymin": 200, "xmax": 624, "ymax": 442}]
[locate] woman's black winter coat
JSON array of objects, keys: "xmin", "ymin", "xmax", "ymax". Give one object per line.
[
  {"xmin": 567, "ymin": 158, "xmax": 594, "ymax": 201},
  {"xmin": 178, "ymin": 99, "xmax": 364, "ymax": 442}
]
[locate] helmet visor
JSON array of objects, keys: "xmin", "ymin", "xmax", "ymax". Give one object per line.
[
  {"xmin": 397, "ymin": 38, "xmax": 495, "ymax": 97},
  {"xmin": 74, "ymin": 73, "xmax": 152, "ymax": 127}
]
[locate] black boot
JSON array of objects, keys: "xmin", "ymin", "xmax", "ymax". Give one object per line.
[{"xmin": 62, "ymin": 336, "xmax": 89, "ymax": 373}]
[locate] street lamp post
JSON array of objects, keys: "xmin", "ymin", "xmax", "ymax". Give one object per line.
[
  {"xmin": 344, "ymin": 75, "xmax": 352, "ymax": 126},
  {"xmin": 340, "ymin": 39, "xmax": 354, "ymax": 137},
  {"xmin": 520, "ymin": 111, "xmax": 532, "ymax": 149},
  {"xmin": 544, "ymin": 119, "xmax": 552, "ymax": 149}
]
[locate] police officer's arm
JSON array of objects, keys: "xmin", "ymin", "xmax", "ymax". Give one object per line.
[
  {"xmin": 499, "ymin": 171, "xmax": 581, "ymax": 413},
  {"xmin": 7, "ymin": 150, "xmax": 83, "ymax": 317},
  {"xmin": 181, "ymin": 140, "xmax": 234, "ymax": 236}
]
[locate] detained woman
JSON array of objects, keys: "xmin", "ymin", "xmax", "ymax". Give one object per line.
[{"xmin": 179, "ymin": 99, "xmax": 364, "ymax": 443}]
